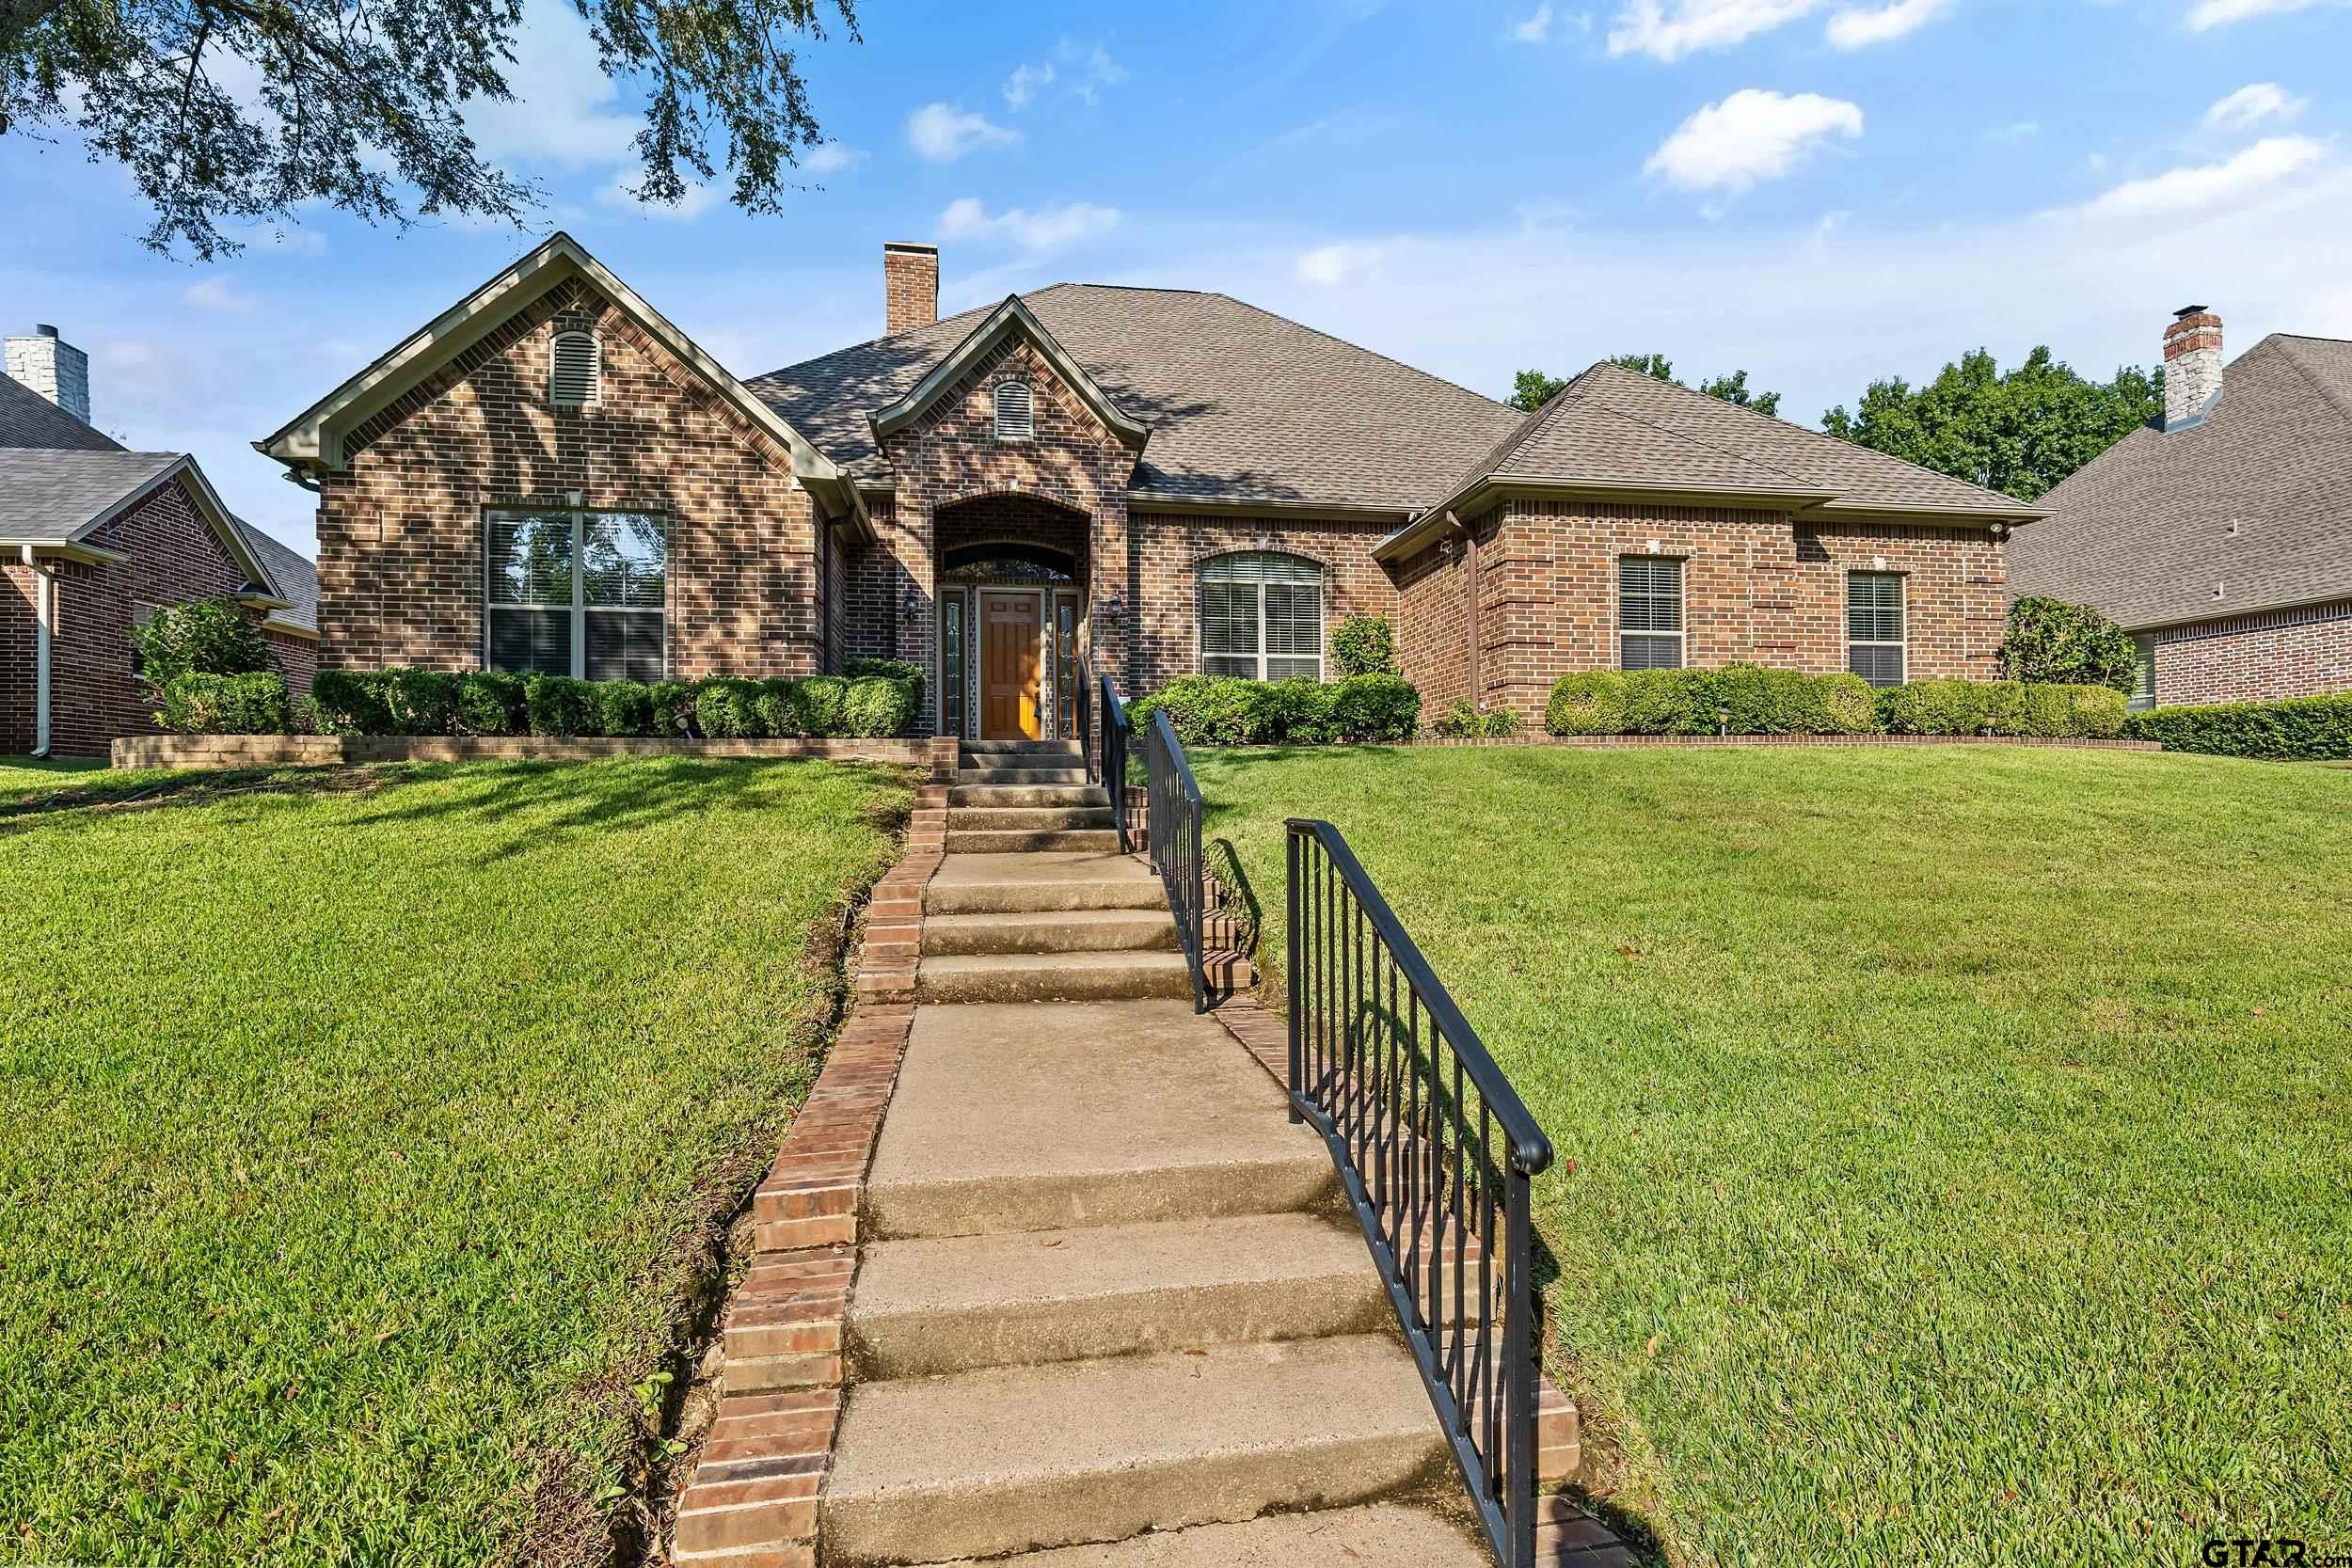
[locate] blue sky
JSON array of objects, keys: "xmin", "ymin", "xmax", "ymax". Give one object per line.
[{"xmin": 4, "ymin": 0, "xmax": 2349, "ymax": 554}]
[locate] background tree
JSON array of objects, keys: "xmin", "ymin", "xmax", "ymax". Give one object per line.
[
  {"xmin": 0, "ymin": 0, "xmax": 858, "ymax": 258},
  {"xmin": 1996, "ymin": 596, "xmax": 2138, "ymax": 694},
  {"xmin": 1508, "ymin": 355, "xmax": 1781, "ymax": 416},
  {"xmin": 1821, "ymin": 347, "xmax": 2161, "ymax": 502}
]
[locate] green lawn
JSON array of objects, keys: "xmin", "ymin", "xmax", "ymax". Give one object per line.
[
  {"xmin": 0, "ymin": 758, "xmax": 910, "ymax": 1565},
  {"xmin": 1191, "ymin": 745, "xmax": 2352, "ymax": 1567}
]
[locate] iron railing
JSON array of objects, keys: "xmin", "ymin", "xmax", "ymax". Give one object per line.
[
  {"xmin": 1141, "ymin": 707, "xmax": 1208, "ymax": 1011},
  {"xmin": 1284, "ymin": 819, "xmax": 1554, "ymax": 1568},
  {"xmin": 1092, "ymin": 672, "xmax": 1128, "ymax": 847}
]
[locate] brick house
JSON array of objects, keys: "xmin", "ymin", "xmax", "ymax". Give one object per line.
[
  {"xmin": 2009, "ymin": 309, "xmax": 2352, "ymax": 708},
  {"xmin": 259, "ymin": 233, "xmax": 2041, "ymax": 736},
  {"xmin": 2, "ymin": 328, "xmax": 318, "ymax": 757}
]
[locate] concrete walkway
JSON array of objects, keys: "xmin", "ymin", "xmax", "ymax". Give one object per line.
[{"xmin": 817, "ymin": 738, "xmax": 1494, "ymax": 1565}]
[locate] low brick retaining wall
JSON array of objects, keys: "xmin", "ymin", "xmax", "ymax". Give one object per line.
[
  {"xmin": 1411, "ymin": 733, "xmax": 2158, "ymax": 751},
  {"xmin": 114, "ymin": 734, "xmax": 962, "ymax": 776}
]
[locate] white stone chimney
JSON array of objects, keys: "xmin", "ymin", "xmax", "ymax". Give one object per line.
[
  {"xmin": 2163, "ymin": 306, "xmax": 2223, "ymax": 432},
  {"xmin": 5, "ymin": 324, "xmax": 92, "ymax": 425}
]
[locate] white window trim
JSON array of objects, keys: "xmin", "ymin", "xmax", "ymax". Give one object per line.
[
  {"xmin": 1617, "ymin": 556, "xmax": 1686, "ymax": 672},
  {"xmin": 550, "ymin": 330, "xmax": 601, "ymax": 408},
  {"xmin": 484, "ymin": 506, "xmax": 667, "ymax": 680},
  {"xmin": 2130, "ymin": 633, "xmax": 2158, "ymax": 712},
  {"xmin": 1847, "ymin": 571, "xmax": 1908, "ymax": 687},
  {"xmin": 1196, "ymin": 552, "xmax": 1326, "ymax": 682},
  {"xmin": 992, "ymin": 379, "xmax": 1035, "ymax": 442}
]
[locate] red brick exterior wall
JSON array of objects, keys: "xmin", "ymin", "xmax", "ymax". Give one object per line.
[
  {"xmin": 0, "ymin": 480, "xmax": 296, "ymax": 757},
  {"xmin": 1394, "ymin": 499, "xmax": 2009, "ymax": 721},
  {"xmin": 1125, "ymin": 513, "xmax": 1398, "ymax": 695},
  {"xmin": 264, "ymin": 628, "xmax": 319, "ymax": 696},
  {"xmin": 2148, "ymin": 600, "xmax": 2352, "ymax": 705},
  {"xmin": 312, "ymin": 277, "xmax": 821, "ymax": 679}
]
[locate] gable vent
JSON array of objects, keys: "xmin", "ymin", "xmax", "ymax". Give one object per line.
[
  {"xmin": 993, "ymin": 380, "xmax": 1034, "ymax": 441},
  {"xmin": 551, "ymin": 331, "xmax": 600, "ymax": 407}
]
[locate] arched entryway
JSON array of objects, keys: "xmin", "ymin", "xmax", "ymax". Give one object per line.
[{"xmin": 933, "ymin": 494, "xmax": 1091, "ymax": 742}]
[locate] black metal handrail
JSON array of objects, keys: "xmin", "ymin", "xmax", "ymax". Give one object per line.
[
  {"xmin": 1093, "ymin": 672, "xmax": 1129, "ymax": 848},
  {"xmin": 1284, "ymin": 818, "xmax": 1553, "ymax": 1568},
  {"xmin": 1142, "ymin": 707, "xmax": 1208, "ymax": 1011}
]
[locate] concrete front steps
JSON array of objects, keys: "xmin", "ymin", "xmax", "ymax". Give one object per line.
[
  {"xmin": 948, "ymin": 740, "xmax": 1114, "ymax": 850},
  {"xmin": 916, "ymin": 842, "xmax": 1193, "ymax": 1004},
  {"xmin": 822, "ymin": 993, "xmax": 1488, "ymax": 1566}
]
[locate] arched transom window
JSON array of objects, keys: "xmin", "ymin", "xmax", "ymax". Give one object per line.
[{"xmin": 1199, "ymin": 552, "xmax": 1324, "ymax": 681}]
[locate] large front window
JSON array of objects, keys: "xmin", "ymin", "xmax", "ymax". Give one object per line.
[
  {"xmin": 486, "ymin": 508, "xmax": 667, "ymax": 680},
  {"xmin": 1200, "ymin": 552, "xmax": 1323, "ymax": 681}
]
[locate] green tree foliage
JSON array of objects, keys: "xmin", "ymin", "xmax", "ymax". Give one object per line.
[
  {"xmin": 130, "ymin": 596, "xmax": 270, "ymax": 689},
  {"xmin": 0, "ymin": 0, "xmax": 857, "ymax": 257},
  {"xmin": 1821, "ymin": 347, "xmax": 2163, "ymax": 502},
  {"xmin": 1509, "ymin": 356, "xmax": 1781, "ymax": 416},
  {"xmin": 1997, "ymin": 596, "xmax": 2138, "ymax": 694},
  {"xmin": 1329, "ymin": 613, "xmax": 1397, "ymax": 677}
]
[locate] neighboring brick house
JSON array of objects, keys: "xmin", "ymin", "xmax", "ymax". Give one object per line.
[
  {"xmin": 259, "ymin": 233, "xmax": 2041, "ymax": 736},
  {"xmin": 2009, "ymin": 308, "xmax": 2352, "ymax": 708},
  {"xmin": 0, "ymin": 328, "xmax": 318, "ymax": 757}
]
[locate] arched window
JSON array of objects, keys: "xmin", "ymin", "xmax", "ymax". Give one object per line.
[
  {"xmin": 550, "ymin": 330, "xmax": 600, "ymax": 407},
  {"xmin": 1199, "ymin": 552, "xmax": 1324, "ymax": 681},
  {"xmin": 992, "ymin": 380, "xmax": 1034, "ymax": 441}
]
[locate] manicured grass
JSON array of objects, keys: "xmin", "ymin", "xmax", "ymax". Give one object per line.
[
  {"xmin": 1191, "ymin": 745, "xmax": 2352, "ymax": 1566},
  {"xmin": 0, "ymin": 758, "xmax": 910, "ymax": 1565}
]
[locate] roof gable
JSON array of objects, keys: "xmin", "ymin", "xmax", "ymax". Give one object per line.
[
  {"xmin": 2010, "ymin": 332, "xmax": 2352, "ymax": 628},
  {"xmin": 869, "ymin": 295, "xmax": 1149, "ymax": 451},
  {"xmin": 0, "ymin": 449, "xmax": 289, "ymax": 599}
]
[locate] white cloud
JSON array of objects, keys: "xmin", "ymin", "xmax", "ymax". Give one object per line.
[
  {"xmin": 1055, "ymin": 40, "xmax": 1129, "ymax": 106},
  {"xmin": 1003, "ymin": 62, "xmax": 1055, "ymax": 109},
  {"xmin": 1509, "ymin": 3, "xmax": 1557, "ymax": 40},
  {"xmin": 1824, "ymin": 0, "xmax": 1956, "ymax": 48},
  {"xmin": 2186, "ymin": 0, "xmax": 2344, "ymax": 28},
  {"xmin": 595, "ymin": 170, "xmax": 718, "ymax": 221},
  {"xmin": 1645, "ymin": 88, "xmax": 1864, "ymax": 193},
  {"xmin": 1295, "ymin": 241, "xmax": 1392, "ymax": 286},
  {"xmin": 2202, "ymin": 83, "xmax": 2307, "ymax": 131},
  {"xmin": 2087, "ymin": 135, "xmax": 2327, "ymax": 216},
  {"xmin": 939, "ymin": 197, "xmax": 1121, "ymax": 252},
  {"xmin": 1607, "ymin": 0, "xmax": 1821, "ymax": 60},
  {"xmin": 803, "ymin": 142, "xmax": 864, "ymax": 175},
  {"xmin": 181, "ymin": 277, "xmax": 255, "ymax": 312},
  {"xmin": 459, "ymin": 0, "xmax": 638, "ymax": 168},
  {"xmin": 906, "ymin": 103, "xmax": 1022, "ymax": 162}
]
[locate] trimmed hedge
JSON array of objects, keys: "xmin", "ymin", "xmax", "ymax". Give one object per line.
[
  {"xmin": 1126, "ymin": 673, "xmax": 1421, "ymax": 746},
  {"xmin": 2125, "ymin": 692, "xmax": 2352, "ymax": 760},
  {"xmin": 307, "ymin": 669, "xmax": 921, "ymax": 741},
  {"xmin": 1432, "ymin": 699, "xmax": 1525, "ymax": 739},
  {"xmin": 156, "ymin": 672, "xmax": 290, "ymax": 735},
  {"xmin": 1546, "ymin": 668, "xmax": 2127, "ymax": 739}
]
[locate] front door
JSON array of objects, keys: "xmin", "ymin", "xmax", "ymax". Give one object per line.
[{"xmin": 980, "ymin": 592, "xmax": 1043, "ymax": 739}]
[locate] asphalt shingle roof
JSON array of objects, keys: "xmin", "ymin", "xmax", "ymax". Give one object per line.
[
  {"xmin": 0, "ymin": 370, "xmax": 120, "ymax": 452},
  {"xmin": 1440, "ymin": 362, "xmax": 2037, "ymax": 518},
  {"xmin": 238, "ymin": 520, "xmax": 320, "ymax": 632},
  {"xmin": 2008, "ymin": 334, "xmax": 2352, "ymax": 628},
  {"xmin": 749, "ymin": 285, "xmax": 1526, "ymax": 512},
  {"xmin": 0, "ymin": 449, "xmax": 182, "ymax": 542}
]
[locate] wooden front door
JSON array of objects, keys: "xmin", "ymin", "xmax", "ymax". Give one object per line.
[{"xmin": 980, "ymin": 592, "xmax": 1043, "ymax": 739}]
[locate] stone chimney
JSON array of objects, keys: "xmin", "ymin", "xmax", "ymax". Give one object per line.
[
  {"xmin": 883, "ymin": 243, "xmax": 938, "ymax": 335},
  {"xmin": 5, "ymin": 324, "xmax": 91, "ymax": 424},
  {"xmin": 2163, "ymin": 306, "xmax": 2224, "ymax": 432}
]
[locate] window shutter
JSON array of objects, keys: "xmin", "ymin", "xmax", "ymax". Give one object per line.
[
  {"xmin": 993, "ymin": 381, "xmax": 1034, "ymax": 440},
  {"xmin": 551, "ymin": 332, "xmax": 600, "ymax": 406}
]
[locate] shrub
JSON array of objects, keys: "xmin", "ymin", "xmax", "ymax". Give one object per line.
[
  {"xmin": 844, "ymin": 675, "xmax": 918, "ymax": 738},
  {"xmin": 312, "ymin": 669, "xmax": 398, "ymax": 736},
  {"xmin": 1239, "ymin": 677, "xmax": 1338, "ymax": 744},
  {"xmin": 1998, "ymin": 596, "xmax": 2137, "ymax": 695},
  {"xmin": 2125, "ymin": 692, "xmax": 2352, "ymax": 760},
  {"xmin": 648, "ymin": 680, "xmax": 699, "ymax": 738},
  {"xmin": 156, "ymin": 672, "xmax": 289, "ymax": 735},
  {"xmin": 1546, "ymin": 672, "xmax": 1628, "ymax": 736},
  {"xmin": 131, "ymin": 597, "xmax": 271, "ymax": 688},
  {"xmin": 525, "ymin": 674, "xmax": 602, "ymax": 737},
  {"xmin": 844, "ymin": 656, "xmax": 925, "ymax": 710},
  {"xmin": 386, "ymin": 668, "xmax": 462, "ymax": 736},
  {"xmin": 752, "ymin": 679, "xmax": 801, "ymax": 739},
  {"xmin": 1131, "ymin": 675, "xmax": 1257, "ymax": 747},
  {"xmin": 1878, "ymin": 677, "xmax": 2012, "ymax": 736},
  {"xmin": 693, "ymin": 677, "xmax": 761, "ymax": 739},
  {"xmin": 1329, "ymin": 674, "xmax": 1420, "ymax": 741},
  {"xmin": 455, "ymin": 673, "xmax": 528, "ymax": 736},
  {"xmin": 1703, "ymin": 664, "xmax": 1878, "ymax": 736},
  {"xmin": 1330, "ymin": 615, "xmax": 1398, "ymax": 678},
  {"xmin": 1620, "ymin": 670, "xmax": 1712, "ymax": 736},
  {"xmin": 595, "ymin": 679, "xmax": 653, "ymax": 738},
  {"xmin": 2013, "ymin": 683, "xmax": 2128, "ymax": 739},
  {"xmin": 1432, "ymin": 699, "xmax": 1524, "ymax": 739},
  {"xmin": 791, "ymin": 675, "xmax": 850, "ymax": 738}
]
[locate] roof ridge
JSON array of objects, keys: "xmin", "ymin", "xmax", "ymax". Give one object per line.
[
  {"xmin": 1208, "ymin": 293, "xmax": 1512, "ymax": 414},
  {"xmin": 1587, "ymin": 358, "xmax": 2029, "ymax": 510},
  {"xmin": 2265, "ymin": 334, "xmax": 2352, "ymax": 433},
  {"xmin": 1580, "ymin": 364, "xmax": 1809, "ymax": 484}
]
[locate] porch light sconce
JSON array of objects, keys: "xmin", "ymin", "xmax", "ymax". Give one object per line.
[
  {"xmin": 1103, "ymin": 590, "xmax": 1127, "ymax": 624},
  {"xmin": 900, "ymin": 585, "xmax": 923, "ymax": 621}
]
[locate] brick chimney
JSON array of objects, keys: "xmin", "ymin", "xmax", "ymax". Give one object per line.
[
  {"xmin": 2163, "ymin": 306, "xmax": 2224, "ymax": 432},
  {"xmin": 5, "ymin": 324, "xmax": 91, "ymax": 424},
  {"xmin": 883, "ymin": 243, "xmax": 938, "ymax": 336}
]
